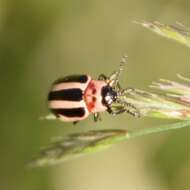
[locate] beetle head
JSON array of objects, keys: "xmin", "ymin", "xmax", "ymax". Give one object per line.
[{"xmin": 101, "ymin": 85, "xmax": 117, "ymax": 106}]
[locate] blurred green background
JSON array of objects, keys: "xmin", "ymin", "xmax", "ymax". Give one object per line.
[{"xmin": 1, "ymin": 0, "xmax": 190, "ymax": 190}]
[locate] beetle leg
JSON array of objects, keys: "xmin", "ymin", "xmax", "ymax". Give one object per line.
[
  {"xmin": 108, "ymin": 55, "xmax": 128, "ymax": 88},
  {"xmin": 114, "ymin": 81, "xmax": 122, "ymax": 92},
  {"xmin": 121, "ymin": 87, "xmax": 135, "ymax": 94},
  {"xmin": 106, "ymin": 105, "xmax": 123, "ymax": 115},
  {"xmin": 117, "ymin": 88, "xmax": 141, "ymax": 117},
  {"xmin": 107, "ymin": 98, "xmax": 140, "ymax": 117},
  {"xmin": 107, "ymin": 105, "xmax": 140, "ymax": 117},
  {"xmin": 73, "ymin": 121, "xmax": 79, "ymax": 125},
  {"xmin": 98, "ymin": 74, "xmax": 108, "ymax": 81},
  {"xmin": 116, "ymin": 87, "xmax": 135, "ymax": 97},
  {"xmin": 121, "ymin": 108, "xmax": 141, "ymax": 118},
  {"xmin": 123, "ymin": 103, "xmax": 141, "ymax": 118},
  {"xmin": 93, "ymin": 112, "xmax": 102, "ymax": 122}
]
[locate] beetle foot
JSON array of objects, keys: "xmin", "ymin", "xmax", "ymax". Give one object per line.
[
  {"xmin": 93, "ymin": 113, "xmax": 102, "ymax": 122},
  {"xmin": 126, "ymin": 108, "xmax": 141, "ymax": 118},
  {"xmin": 73, "ymin": 121, "xmax": 79, "ymax": 125}
]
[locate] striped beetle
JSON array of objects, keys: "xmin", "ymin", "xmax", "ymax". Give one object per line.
[{"xmin": 48, "ymin": 56, "xmax": 139, "ymax": 124}]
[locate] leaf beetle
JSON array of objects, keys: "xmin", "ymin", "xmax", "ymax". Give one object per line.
[{"xmin": 48, "ymin": 56, "xmax": 140, "ymax": 124}]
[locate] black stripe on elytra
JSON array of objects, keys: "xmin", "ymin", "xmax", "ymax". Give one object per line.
[
  {"xmin": 54, "ymin": 75, "xmax": 88, "ymax": 84},
  {"xmin": 51, "ymin": 108, "xmax": 85, "ymax": 118},
  {"xmin": 48, "ymin": 88, "xmax": 83, "ymax": 101}
]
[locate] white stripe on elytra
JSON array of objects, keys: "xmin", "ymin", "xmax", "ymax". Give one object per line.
[
  {"xmin": 49, "ymin": 100, "xmax": 86, "ymax": 109},
  {"xmin": 52, "ymin": 82, "xmax": 87, "ymax": 91}
]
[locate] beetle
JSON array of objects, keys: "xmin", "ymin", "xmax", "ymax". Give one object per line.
[{"xmin": 48, "ymin": 56, "xmax": 140, "ymax": 124}]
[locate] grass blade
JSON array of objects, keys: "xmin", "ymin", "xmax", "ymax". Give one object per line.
[
  {"xmin": 29, "ymin": 120, "xmax": 190, "ymax": 167},
  {"xmin": 135, "ymin": 21, "xmax": 190, "ymax": 47}
]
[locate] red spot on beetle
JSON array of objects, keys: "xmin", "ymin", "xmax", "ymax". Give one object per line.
[
  {"xmin": 92, "ymin": 89, "xmax": 96, "ymax": 94},
  {"xmin": 92, "ymin": 97, "xmax": 96, "ymax": 102},
  {"xmin": 88, "ymin": 82, "xmax": 95, "ymax": 89},
  {"xmin": 86, "ymin": 82, "xmax": 97, "ymax": 95},
  {"xmin": 86, "ymin": 97, "xmax": 96, "ymax": 111},
  {"xmin": 88, "ymin": 102, "xmax": 95, "ymax": 111}
]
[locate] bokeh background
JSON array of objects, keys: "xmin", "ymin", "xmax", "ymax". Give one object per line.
[{"xmin": 1, "ymin": 0, "xmax": 190, "ymax": 190}]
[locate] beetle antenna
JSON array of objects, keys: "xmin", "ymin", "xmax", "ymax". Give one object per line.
[
  {"xmin": 109, "ymin": 54, "xmax": 128, "ymax": 87},
  {"xmin": 119, "ymin": 54, "xmax": 128, "ymax": 76}
]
